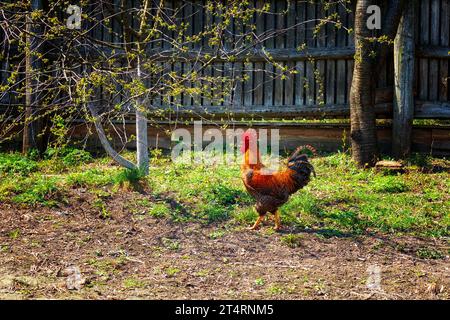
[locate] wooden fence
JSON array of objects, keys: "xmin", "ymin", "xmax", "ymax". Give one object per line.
[{"xmin": 1, "ymin": 0, "xmax": 449, "ymax": 120}]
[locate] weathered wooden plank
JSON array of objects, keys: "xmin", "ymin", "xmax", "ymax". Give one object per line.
[
  {"xmin": 419, "ymin": 59, "xmax": 429, "ymax": 100},
  {"xmin": 393, "ymin": 2, "xmax": 415, "ymax": 158},
  {"xmin": 430, "ymin": 0, "xmax": 440, "ymax": 45},
  {"xmin": 202, "ymin": 63, "xmax": 212, "ymax": 107},
  {"xmin": 274, "ymin": 63, "xmax": 284, "ymax": 106},
  {"xmin": 82, "ymin": 45, "xmax": 357, "ymax": 61},
  {"xmin": 173, "ymin": 61, "xmax": 182, "ymax": 106},
  {"xmin": 232, "ymin": 62, "xmax": 243, "ymax": 107},
  {"xmin": 244, "ymin": 62, "xmax": 253, "ymax": 106},
  {"xmin": 184, "ymin": 1, "xmax": 193, "ymax": 48},
  {"xmin": 149, "ymin": 103, "xmax": 392, "ymax": 118},
  {"xmin": 431, "ymin": 128, "xmax": 450, "ymax": 152},
  {"xmin": 151, "ymin": 62, "xmax": 161, "ymax": 107},
  {"xmin": 326, "ymin": 5, "xmax": 336, "ymax": 48},
  {"xmin": 337, "ymin": 2, "xmax": 348, "ymax": 47},
  {"xmin": 314, "ymin": 2, "xmax": 326, "ymax": 107},
  {"xmin": 420, "ymin": 0, "xmax": 430, "ymax": 45},
  {"xmin": 336, "ymin": 59, "xmax": 346, "ymax": 104},
  {"xmin": 306, "ymin": 1, "xmax": 316, "ymax": 48},
  {"xmin": 316, "ymin": 2, "xmax": 326, "ymax": 48},
  {"xmin": 264, "ymin": 1, "xmax": 275, "ymax": 49},
  {"xmin": 52, "ymin": 120, "xmax": 450, "ymax": 157},
  {"xmin": 264, "ymin": 63, "xmax": 273, "ymax": 106},
  {"xmin": 326, "ymin": 60, "xmax": 336, "ymax": 105},
  {"xmin": 428, "ymin": 0, "xmax": 440, "ymax": 101},
  {"xmin": 418, "ymin": 0, "xmax": 430, "ymax": 102},
  {"xmin": 439, "ymin": 0, "xmax": 449, "ymax": 101},
  {"xmin": 112, "ymin": 0, "xmax": 121, "ymax": 45},
  {"xmin": 102, "ymin": 8, "xmax": 112, "ymax": 44},
  {"xmin": 284, "ymin": 61, "xmax": 295, "ymax": 106},
  {"xmin": 211, "ymin": 63, "xmax": 222, "ymax": 106},
  {"xmin": 416, "ymin": 47, "xmax": 450, "ymax": 58},
  {"xmin": 253, "ymin": 62, "xmax": 264, "ymax": 105},
  {"xmin": 316, "ymin": 59, "xmax": 325, "ymax": 106},
  {"xmin": 203, "ymin": 0, "xmax": 213, "ymax": 49},
  {"xmin": 275, "ymin": 0, "xmax": 285, "ymax": 49},
  {"xmin": 415, "ymin": 101, "xmax": 450, "ymax": 118},
  {"xmin": 223, "ymin": 62, "xmax": 232, "ymax": 106},
  {"xmin": 162, "ymin": 0, "xmax": 173, "ymax": 50},
  {"xmin": 286, "ymin": 0, "xmax": 296, "ymax": 49},
  {"xmin": 305, "ymin": 60, "xmax": 315, "ymax": 105},
  {"xmin": 441, "ymin": 0, "xmax": 449, "ymax": 47},
  {"xmin": 429, "ymin": 58, "xmax": 439, "ymax": 101},
  {"xmin": 439, "ymin": 61, "xmax": 449, "ymax": 102},
  {"xmin": 255, "ymin": 0, "xmax": 265, "ymax": 49},
  {"xmin": 192, "ymin": 1, "xmax": 203, "ymax": 49},
  {"xmin": 296, "ymin": 1, "xmax": 306, "ymax": 48},
  {"xmin": 182, "ymin": 62, "xmax": 192, "ymax": 107},
  {"xmin": 295, "ymin": 61, "xmax": 305, "ymax": 106},
  {"xmin": 378, "ymin": 54, "xmax": 388, "ymax": 88},
  {"xmin": 142, "ymin": 100, "xmax": 450, "ymax": 119}
]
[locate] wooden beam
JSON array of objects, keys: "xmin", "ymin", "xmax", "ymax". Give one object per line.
[
  {"xmin": 416, "ymin": 47, "xmax": 450, "ymax": 59},
  {"xmin": 150, "ymin": 47, "xmax": 357, "ymax": 62},
  {"xmin": 145, "ymin": 103, "xmax": 392, "ymax": 118},
  {"xmin": 77, "ymin": 44, "xmax": 450, "ymax": 62},
  {"xmin": 393, "ymin": 2, "xmax": 415, "ymax": 159},
  {"xmin": 414, "ymin": 101, "xmax": 450, "ymax": 119}
]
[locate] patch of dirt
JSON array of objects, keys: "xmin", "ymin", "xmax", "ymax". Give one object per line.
[{"xmin": 0, "ymin": 188, "xmax": 448, "ymax": 300}]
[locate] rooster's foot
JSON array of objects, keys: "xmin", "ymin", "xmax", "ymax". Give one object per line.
[{"xmin": 248, "ymin": 216, "xmax": 264, "ymax": 231}]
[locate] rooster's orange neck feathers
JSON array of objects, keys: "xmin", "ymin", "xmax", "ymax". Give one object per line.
[
  {"xmin": 243, "ymin": 148, "xmax": 263, "ymax": 170},
  {"xmin": 241, "ymin": 129, "xmax": 263, "ymax": 169}
]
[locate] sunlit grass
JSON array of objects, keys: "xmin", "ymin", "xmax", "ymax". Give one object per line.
[{"xmin": 0, "ymin": 149, "xmax": 448, "ymax": 237}]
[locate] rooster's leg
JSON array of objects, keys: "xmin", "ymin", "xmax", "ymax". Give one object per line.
[
  {"xmin": 274, "ymin": 210, "xmax": 282, "ymax": 231},
  {"xmin": 248, "ymin": 215, "xmax": 264, "ymax": 230}
]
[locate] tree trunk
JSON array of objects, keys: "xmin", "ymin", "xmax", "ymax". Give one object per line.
[
  {"xmin": 134, "ymin": 0, "xmax": 150, "ymax": 175},
  {"xmin": 87, "ymin": 103, "xmax": 138, "ymax": 170},
  {"xmin": 135, "ymin": 59, "xmax": 149, "ymax": 175},
  {"xmin": 23, "ymin": 15, "xmax": 32, "ymax": 154},
  {"xmin": 350, "ymin": 0, "xmax": 378, "ymax": 167},
  {"xmin": 23, "ymin": 0, "xmax": 43, "ymax": 154},
  {"xmin": 393, "ymin": 2, "xmax": 415, "ymax": 159}
]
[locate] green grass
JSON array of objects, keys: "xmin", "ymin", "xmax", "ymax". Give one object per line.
[
  {"xmin": 0, "ymin": 150, "xmax": 448, "ymax": 238},
  {"xmin": 280, "ymin": 234, "xmax": 304, "ymax": 248},
  {"xmin": 0, "ymin": 153, "xmax": 37, "ymax": 175},
  {"xmin": 123, "ymin": 277, "xmax": 146, "ymax": 289},
  {"xmin": 416, "ymin": 247, "xmax": 445, "ymax": 260}
]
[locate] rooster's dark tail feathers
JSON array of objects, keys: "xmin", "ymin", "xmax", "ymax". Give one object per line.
[{"xmin": 287, "ymin": 145, "xmax": 317, "ymax": 179}]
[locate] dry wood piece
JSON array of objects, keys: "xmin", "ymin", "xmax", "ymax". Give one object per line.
[{"xmin": 375, "ymin": 160, "xmax": 405, "ymax": 172}]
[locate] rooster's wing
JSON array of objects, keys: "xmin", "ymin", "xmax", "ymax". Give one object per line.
[{"xmin": 242, "ymin": 169, "xmax": 290, "ymax": 214}]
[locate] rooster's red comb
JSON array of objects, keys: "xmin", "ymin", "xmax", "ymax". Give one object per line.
[{"xmin": 242, "ymin": 129, "xmax": 258, "ymax": 140}]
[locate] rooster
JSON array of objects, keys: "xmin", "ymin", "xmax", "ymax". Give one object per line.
[{"xmin": 240, "ymin": 129, "xmax": 316, "ymax": 231}]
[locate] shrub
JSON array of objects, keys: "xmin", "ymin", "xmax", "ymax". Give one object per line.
[
  {"xmin": 66, "ymin": 169, "xmax": 115, "ymax": 187},
  {"xmin": 62, "ymin": 148, "xmax": 92, "ymax": 166},
  {"xmin": 372, "ymin": 176, "xmax": 409, "ymax": 193},
  {"xmin": 0, "ymin": 153, "xmax": 38, "ymax": 175},
  {"xmin": 113, "ymin": 168, "xmax": 145, "ymax": 185},
  {"xmin": 148, "ymin": 203, "xmax": 171, "ymax": 218},
  {"xmin": 44, "ymin": 147, "xmax": 92, "ymax": 166},
  {"xmin": 12, "ymin": 177, "xmax": 59, "ymax": 205}
]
